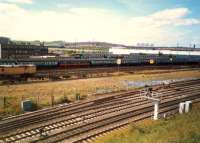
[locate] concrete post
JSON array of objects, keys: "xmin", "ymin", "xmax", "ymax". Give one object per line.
[
  {"xmin": 179, "ymin": 102, "xmax": 185, "ymax": 114},
  {"xmin": 185, "ymin": 101, "xmax": 192, "ymax": 113},
  {"xmin": 154, "ymin": 101, "xmax": 159, "ymax": 120}
]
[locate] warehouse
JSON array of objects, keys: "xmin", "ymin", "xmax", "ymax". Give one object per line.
[
  {"xmin": 109, "ymin": 47, "xmax": 200, "ymax": 56},
  {"xmin": 0, "ymin": 43, "xmax": 48, "ymax": 59}
]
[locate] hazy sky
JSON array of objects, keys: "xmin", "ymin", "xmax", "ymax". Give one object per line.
[{"xmin": 0, "ymin": 0, "xmax": 200, "ymax": 46}]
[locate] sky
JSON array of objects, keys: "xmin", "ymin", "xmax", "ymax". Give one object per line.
[{"xmin": 0, "ymin": 0, "xmax": 200, "ymax": 47}]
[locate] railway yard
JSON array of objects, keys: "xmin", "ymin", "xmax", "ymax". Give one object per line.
[
  {"xmin": 0, "ymin": 65, "xmax": 198, "ymax": 84},
  {"xmin": 1, "ymin": 1, "xmax": 200, "ymax": 141},
  {"xmin": 35, "ymin": 65, "xmax": 199, "ymax": 81},
  {"xmin": 0, "ymin": 67, "xmax": 200, "ymax": 115},
  {"xmin": 0, "ymin": 44, "xmax": 200, "ymax": 143},
  {"xmin": 0, "ymin": 79, "xmax": 200, "ymax": 143}
]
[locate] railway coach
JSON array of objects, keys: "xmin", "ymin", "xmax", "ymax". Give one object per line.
[
  {"xmin": 90, "ymin": 58, "xmax": 117, "ymax": 66},
  {"xmin": 0, "ymin": 54, "xmax": 199, "ymax": 71},
  {"xmin": 18, "ymin": 59, "xmax": 59, "ymax": 69},
  {"xmin": 58, "ymin": 59, "xmax": 90, "ymax": 68}
]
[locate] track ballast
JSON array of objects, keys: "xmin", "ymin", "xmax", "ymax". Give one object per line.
[{"xmin": 0, "ymin": 79, "xmax": 200, "ymax": 143}]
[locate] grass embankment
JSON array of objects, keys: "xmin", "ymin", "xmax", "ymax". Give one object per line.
[
  {"xmin": 93, "ymin": 103, "xmax": 200, "ymax": 143},
  {"xmin": 0, "ymin": 69, "xmax": 200, "ymax": 116}
]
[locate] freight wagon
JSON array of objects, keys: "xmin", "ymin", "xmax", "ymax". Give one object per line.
[{"xmin": 0, "ymin": 64, "xmax": 36, "ymax": 78}]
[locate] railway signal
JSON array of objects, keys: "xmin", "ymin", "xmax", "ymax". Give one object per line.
[{"xmin": 140, "ymin": 88, "xmax": 160, "ymax": 120}]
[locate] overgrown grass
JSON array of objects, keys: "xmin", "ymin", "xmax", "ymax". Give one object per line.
[
  {"xmin": 93, "ymin": 103, "xmax": 200, "ymax": 143},
  {"xmin": 0, "ymin": 70, "xmax": 199, "ymax": 116}
]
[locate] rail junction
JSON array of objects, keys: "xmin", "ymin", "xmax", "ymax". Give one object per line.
[{"xmin": 0, "ymin": 79, "xmax": 200, "ymax": 143}]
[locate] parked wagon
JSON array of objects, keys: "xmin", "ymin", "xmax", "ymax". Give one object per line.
[{"xmin": 0, "ymin": 64, "xmax": 36, "ymax": 76}]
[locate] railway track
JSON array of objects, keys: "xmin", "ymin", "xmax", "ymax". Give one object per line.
[
  {"xmin": 2, "ymin": 65, "xmax": 199, "ymax": 85},
  {"xmin": 37, "ymin": 65, "xmax": 199, "ymax": 78},
  {"xmin": 0, "ymin": 80, "xmax": 199, "ymax": 131},
  {"xmin": 0, "ymin": 81, "xmax": 200, "ymax": 129},
  {"xmin": 0, "ymin": 79, "xmax": 200, "ymax": 143},
  {"xmin": 30, "ymin": 88, "xmax": 200, "ymax": 143}
]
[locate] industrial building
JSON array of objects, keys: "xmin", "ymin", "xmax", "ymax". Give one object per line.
[
  {"xmin": 0, "ymin": 37, "xmax": 10, "ymax": 44},
  {"xmin": 0, "ymin": 43, "xmax": 48, "ymax": 59}
]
